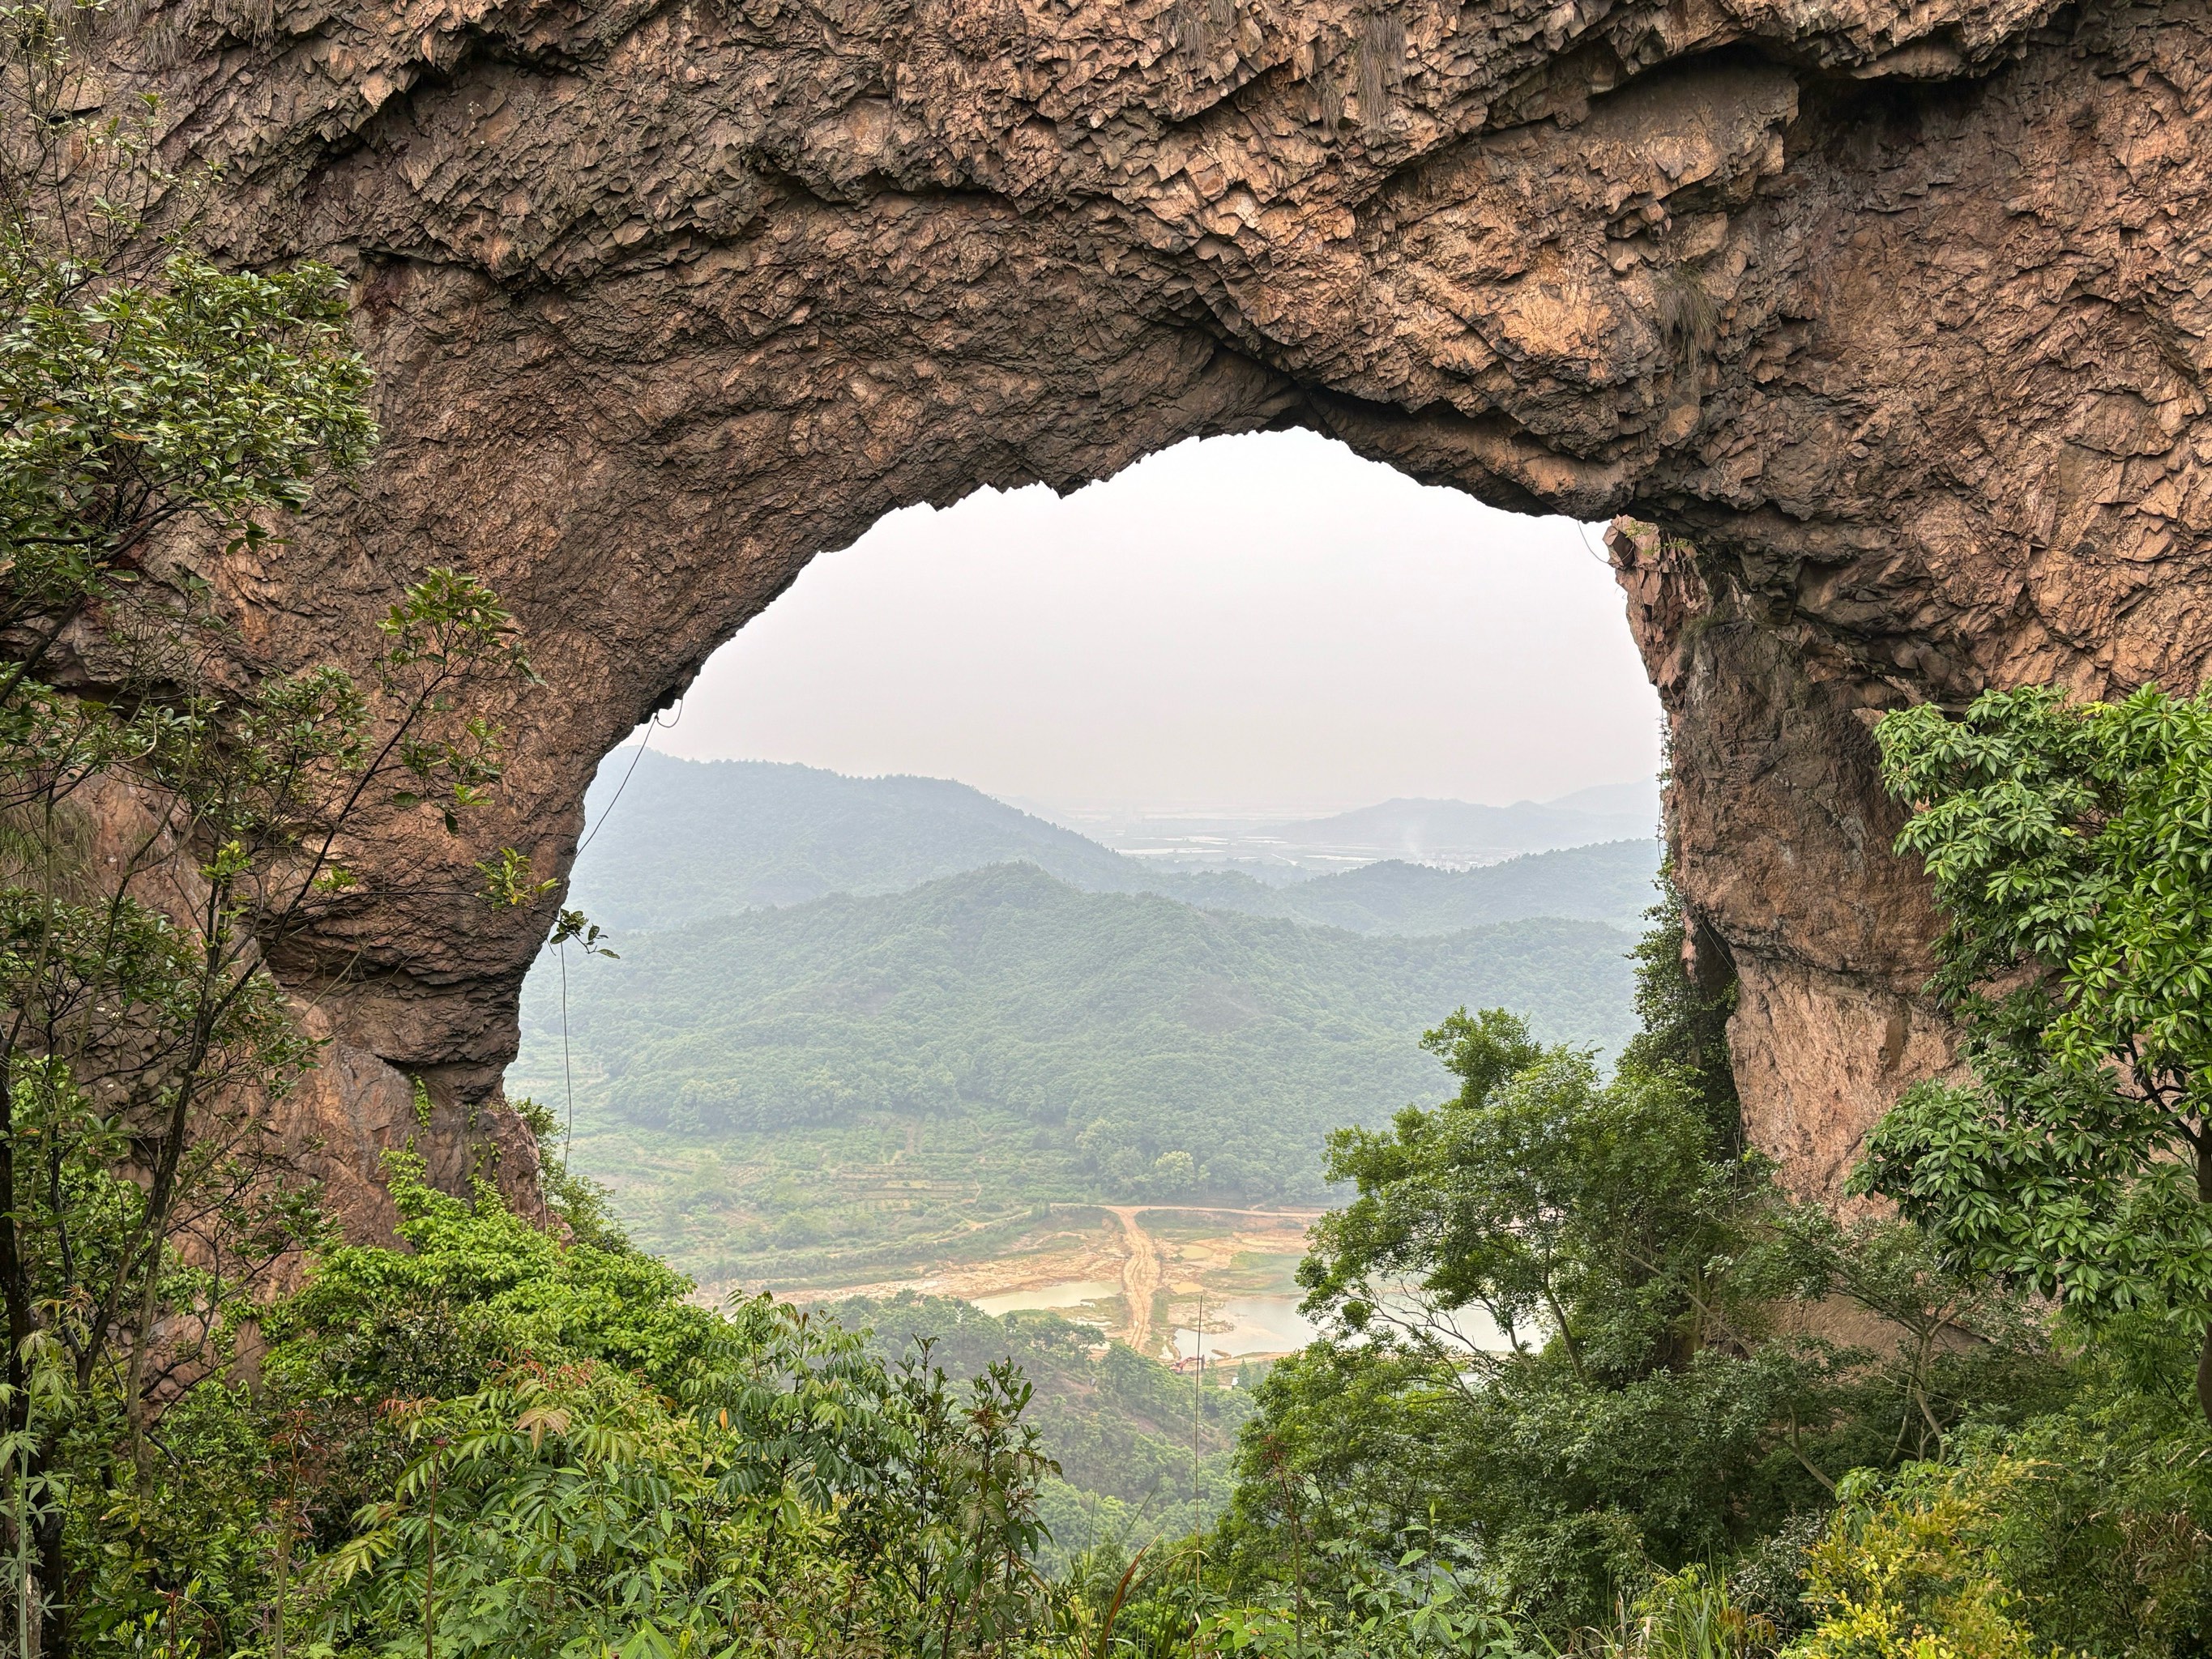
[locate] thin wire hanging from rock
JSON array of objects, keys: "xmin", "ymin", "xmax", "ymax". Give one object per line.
[
  {"xmin": 561, "ymin": 700, "xmax": 684, "ymax": 1169},
  {"xmin": 577, "ymin": 699, "xmax": 683, "ymax": 858}
]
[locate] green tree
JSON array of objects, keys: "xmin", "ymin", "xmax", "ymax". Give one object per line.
[
  {"xmin": 1299, "ymin": 1006, "xmax": 1770, "ymax": 1384},
  {"xmin": 1228, "ymin": 912, "xmax": 2060, "ymax": 1636},
  {"xmin": 321, "ymin": 1359, "xmax": 813, "ymax": 1659},
  {"xmin": 0, "ymin": 5, "xmax": 563, "ymax": 1641},
  {"xmin": 1236, "ymin": 1007, "xmax": 1801, "ymax": 1630},
  {"xmin": 1860, "ymin": 683, "xmax": 2212, "ymax": 1422},
  {"xmin": 864, "ymin": 1349, "xmax": 1060, "ymax": 1659},
  {"xmin": 1616, "ymin": 877, "xmax": 1740, "ymax": 1152},
  {"xmin": 73, "ymin": 1145, "xmax": 1072, "ymax": 1658}
]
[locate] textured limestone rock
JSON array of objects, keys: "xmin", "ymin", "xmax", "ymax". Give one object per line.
[{"xmin": 60, "ymin": 0, "xmax": 2212, "ymax": 1212}]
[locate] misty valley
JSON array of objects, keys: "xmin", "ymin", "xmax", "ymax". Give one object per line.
[
  {"xmin": 504, "ymin": 753, "xmax": 1657, "ymax": 1547},
  {"xmin": 511, "ymin": 755, "xmax": 1656, "ymax": 1278}
]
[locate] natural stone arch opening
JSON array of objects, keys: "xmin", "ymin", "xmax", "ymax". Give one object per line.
[
  {"xmin": 109, "ymin": 0, "xmax": 2209, "ymax": 1231},
  {"xmin": 576, "ymin": 429, "xmax": 1658, "ymax": 826},
  {"xmin": 510, "ymin": 429, "xmax": 1665, "ymax": 1253}
]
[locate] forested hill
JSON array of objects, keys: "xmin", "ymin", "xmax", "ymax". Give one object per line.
[
  {"xmin": 515, "ymin": 862, "xmax": 1638, "ymax": 1207},
  {"xmin": 563, "ymin": 750, "xmax": 1660, "ymax": 933},
  {"xmin": 563, "ymin": 751, "xmax": 1140, "ymax": 927}
]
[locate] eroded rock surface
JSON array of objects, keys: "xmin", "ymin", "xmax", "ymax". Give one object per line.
[{"xmin": 66, "ymin": 0, "xmax": 2212, "ymax": 1215}]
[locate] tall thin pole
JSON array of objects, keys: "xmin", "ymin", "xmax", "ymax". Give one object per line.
[
  {"xmin": 271, "ymin": 1501, "xmax": 288, "ymax": 1659},
  {"xmin": 1192, "ymin": 1290, "xmax": 1205, "ymax": 1647},
  {"xmin": 559, "ymin": 940, "xmax": 574, "ymax": 1168},
  {"xmin": 1191, "ymin": 1290, "xmax": 1203, "ymax": 1521},
  {"xmin": 15, "ymin": 1439, "xmax": 28, "ymax": 1659}
]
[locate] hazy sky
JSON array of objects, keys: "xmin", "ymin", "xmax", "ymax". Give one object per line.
[{"xmin": 648, "ymin": 429, "xmax": 1662, "ymax": 817}]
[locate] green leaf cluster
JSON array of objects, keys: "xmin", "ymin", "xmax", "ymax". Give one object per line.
[
  {"xmin": 1862, "ymin": 686, "xmax": 2212, "ymax": 1346},
  {"xmin": 1215, "ymin": 898, "xmax": 2065, "ymax": 1640}
]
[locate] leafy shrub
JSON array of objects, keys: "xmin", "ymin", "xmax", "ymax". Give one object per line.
[
  {"xmin": 1791, "ymin": 1461, "xmax": 2056, "ymax": 1659},
  {"xmin": 1728, "ymin": 1514, "xmax": 1823, "ymax": 1643},
  {"xmin": 1202, "ymin": 1533, "xmax": 1527, "ymax": 1659},
  {"xmin": 1865, "ymin": 685, "xmax": 2212, "ymax": 1425}
]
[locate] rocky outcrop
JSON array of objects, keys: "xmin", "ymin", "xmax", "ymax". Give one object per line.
[
  {"xmin": 1612, "ymin": 521, "xmax": 1963, "ymax": 1197},
  {"xmin": 66, "ymin": 0, "xmax": 2212, "ymax": 1213}
]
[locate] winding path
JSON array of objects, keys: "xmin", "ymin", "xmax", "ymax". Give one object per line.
[
  {"xmin": 1095, "ymin": 1205, "xmax": 1322, "ymax": 1356},
  {"xmin": 1107, "ymin": 1207, "xmax": 1164, "ymax": 1355}
]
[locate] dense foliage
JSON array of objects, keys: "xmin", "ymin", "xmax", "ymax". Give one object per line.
[
  {"xmin": 831, "ymin": 1293, "xmax": 1256, "ymax": 1563},
  {"xmin": 64, "ymin": 1158, "xmax": 1069, "ymax": 1658},
  {"xmin": 0, "ymin": 11, "xmax": 553, "ymax": 1643},
  {"xmin": 37, "ymin": 875, "xmax": 2212, "ymax": 1659},
  {"xmin": 1160, "ymin": 936, "xmax": 2197, "ymax": 1659},
  {"xmin": 1862, "ymin": 684, "xmax": 2212, "ymax": 1419},
  {"xmin": 1208, "ymin": 892, "xmax": 2065, "ymax": 1641}
]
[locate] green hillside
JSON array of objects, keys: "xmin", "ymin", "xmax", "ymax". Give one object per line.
[
  {"xmin": 563, "ymin": 751, "xmax": 1660, "ymax": 933},
  {"xmin": 565, "ymin": 752, "xmax": 1146, "ymax": 930},
  {"xmin": 515, "ymin": 864, "xmax": 1638, "ymax": 1282},
  {"xmin": 831, "ymin": 1293, "xmax": 1256, "ymax": 1559}
]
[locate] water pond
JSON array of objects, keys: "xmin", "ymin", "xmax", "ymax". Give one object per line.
[
  {"xmin": 1169, "ymin": 1295, "xmax": 1318, "ymax": 1362},
  {"xmin": 971, "ymin": 1278, "xmax": 1123, "ymax": 1319}
]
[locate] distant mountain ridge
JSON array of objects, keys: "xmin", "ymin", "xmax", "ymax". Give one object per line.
[
  {"xmin": 564, "ymin": 753, "xmax": 1135, "ymax": 929},
  {"xmin": 565, "ymin": 752, "xmax": 1661, "ymax": 935},
  {"xmin": 1200, "ymin": 843, "xmax": 1662, "ymax": 935},
  {"xmin": 1262, "ymin": 794, "xmax": 1657, "ymax": 865},
  {"xmin": 1544, "ymin": 778, "xmax": 1665, "ymax": 817}
]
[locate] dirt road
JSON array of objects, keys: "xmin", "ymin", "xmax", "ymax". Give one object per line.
[
  {"xmin": 1108, "ymin": 1206, "xmax": 1163, "ymax": 1354},
  {"xmin": 1100, "ymin": 1205, "xmax": 1323, "ymax": 1357}
]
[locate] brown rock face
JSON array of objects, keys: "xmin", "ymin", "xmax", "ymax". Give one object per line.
[{"xmin": 79, "ymin": 0, "xmax": 2212, "ymax": 1214}]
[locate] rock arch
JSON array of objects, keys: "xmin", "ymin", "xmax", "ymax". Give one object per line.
[{"xmin": 100, "ymin": 0, "xmax": 2212, "ymax": 1226}]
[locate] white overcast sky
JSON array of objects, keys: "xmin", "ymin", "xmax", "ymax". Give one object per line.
[{"xmin": 648, "ymin": 429, "xmax": 1663, "ymax": 817}]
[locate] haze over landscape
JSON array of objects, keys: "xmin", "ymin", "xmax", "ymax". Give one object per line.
[
  {"xmin": 519, "ymin": 754, "xmax": 1659, "ymax": 1282},
  {"xmin": 506, "ymin": 436, "xmax": 1671, "ymax": 1543},
  {"xmin": 648, "ymin": 429, "xmax": 1661, "ymax": 818},
  {"xmin": 20, "ymin": 8, "xmax": 2197, "ymax": 1641},
  {"xmin": 515, "ymin": 748, "xmax": 1663, "ymax": 1547}
]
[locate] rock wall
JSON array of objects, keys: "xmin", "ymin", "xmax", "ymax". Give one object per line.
[{"xmin": 66, "ymin": 0, "xmax": 2212, "ymax": 1219}]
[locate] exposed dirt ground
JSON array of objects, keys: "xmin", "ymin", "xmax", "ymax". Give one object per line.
[{"xmin": 786, "ymin": 1205, "xmax": 1321, "ymax": 1356}]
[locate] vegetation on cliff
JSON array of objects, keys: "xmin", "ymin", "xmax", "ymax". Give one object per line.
[
  {"xmin": 0, "ymin": 14, "xmax": 555, "ymax": 1643},
  {"xmin": 13, "ymin": 13, "xmax": 2212, "ymax": 1654},
  {"xmin": 1862, "ymin": 684, "xmax": 2212, "ymax": 1422}
]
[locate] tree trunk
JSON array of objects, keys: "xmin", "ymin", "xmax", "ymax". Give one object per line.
[
  {"xmin": 0, "ymin": 1086, "xmax": 58, "ymax": 1658},
  {"xmin": 32, "ymin": 1516, "xmax": 61, "ymax": 1659}
]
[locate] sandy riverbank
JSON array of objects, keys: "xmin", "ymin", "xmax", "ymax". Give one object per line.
[{"xmin": 755, "ymin": 1204, "xmax": 1322, "ymax": 1361}]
